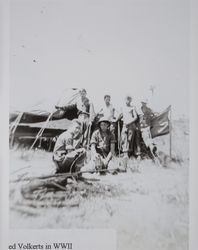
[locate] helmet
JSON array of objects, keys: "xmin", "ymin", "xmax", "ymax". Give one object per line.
[
  {"xmin": 141, "ymin": 98, "xmax": 148, "ymax": 105},
  {"xmin": 98, "ymin": 116, "xmax": 111, "ymax": 126}
]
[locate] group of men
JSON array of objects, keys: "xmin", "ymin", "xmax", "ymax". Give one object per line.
[{"xmin": 53, "ymin": 88, "xmax": 156, "ymax": 174}]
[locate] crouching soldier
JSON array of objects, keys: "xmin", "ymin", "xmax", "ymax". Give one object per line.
[
  {"xmin": 90, "ymin": 117, "xmax": 116, "ymax": 172},
  {"xmin": 53, "ymin": 119, "xmax": 86, "ymax": 173}
]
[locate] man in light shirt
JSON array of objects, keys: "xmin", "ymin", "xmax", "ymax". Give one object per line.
[
  {"xmin": 97, "ymin": 94, "xmax": 118, "ymax": 138},
  {"xmin": 120, "ymin": 95, "xmax": 141, "ymax": 160},
  {"xmin": 53, "ymin": 119, "xmax": 86, "ymax": 173},
  {"xmin": 98, "ymin": 95, "xmax": 115, "ymax": 121}
]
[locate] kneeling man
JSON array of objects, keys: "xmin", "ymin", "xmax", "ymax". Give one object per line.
[
  {"xmin": 90, "ymin": 117, "xmax": 116, "ymax": 171},
  {"xmin": 53, "ymin": 119, "xmax": 86, "ymax": 173}
]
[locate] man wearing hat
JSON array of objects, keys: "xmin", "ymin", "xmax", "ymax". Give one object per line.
[
  {"xmin": 53, "ymin": 119, "xmax": 86, "ymax": 173},
  {"xmin": 141, "ymin": 100, "xmax": 154, "ymax": 127},
  {"xmin": 90, "ymin": 116, "xmax": 116, "ymax": 171},
  {"xmin": 140, "ymin": 100, "xmax": 156, "ymax": 156}
]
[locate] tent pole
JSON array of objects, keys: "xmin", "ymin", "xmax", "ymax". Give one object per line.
[
  {"xmin": 86, "ymin": 103, "xmax": 96, "ymax": 151},
  {"xmin": 118, "ymin": 121, "xmax": 121, "ymax": 158},
  {"xmin": 29, "ymin": 112, "xmax": 54, "ymax": 150},
  {"xmin": 10, "ymin": 112, "xmax": 23, "ymax": 148},
  {"xmin": 86, "ymin": 123, "xmax": 91, "ymax": 151}
]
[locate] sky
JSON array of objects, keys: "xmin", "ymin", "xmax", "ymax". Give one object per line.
[{"xmin": 10, "ymin": 0, "xmax": 190, "ymax": 118}]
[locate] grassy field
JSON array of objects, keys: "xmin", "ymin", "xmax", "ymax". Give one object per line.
[{"xmin": 9, "ymin": 119, "xmax": 189, "ymax": 250}]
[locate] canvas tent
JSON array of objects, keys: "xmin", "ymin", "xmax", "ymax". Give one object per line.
[
  {"xmin": 10, "ymin": 88, "xmax": 80, "ymax": 123},
  {"xmin": 9, "ymin": 88, "xmax": 82, "ymax": 149}
]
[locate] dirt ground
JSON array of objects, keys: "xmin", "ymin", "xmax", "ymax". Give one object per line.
[{"xmin": 9, "ymin": 119, "xmax": 189, "ymax": 250}]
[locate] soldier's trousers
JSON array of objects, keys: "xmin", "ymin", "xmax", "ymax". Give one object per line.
[{"xmin": 54, "ymin": 149, "xmax": 86, "ymax": 173}]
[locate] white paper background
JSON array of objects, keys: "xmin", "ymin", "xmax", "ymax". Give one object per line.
[
  {"xmin": 0, "ymin": 0, "xmax": 198, "ymax": 249},
  {"xmin": 9, "ymin": 0, "xmax": 189, "ymax": 118}
]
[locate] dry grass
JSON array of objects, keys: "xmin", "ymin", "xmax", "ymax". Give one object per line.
[{"xmin": 9, "ymin": 119, "xmax": 189, "ymax": 250}]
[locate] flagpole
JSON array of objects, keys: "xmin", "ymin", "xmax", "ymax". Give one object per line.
[{"xmin": 169, "ymin": 106, "xmax": 172, "ymax": 159}]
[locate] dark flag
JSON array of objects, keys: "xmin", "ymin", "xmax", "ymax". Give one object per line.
[{"xmin": 150, "ymin": 106, "xmax": 171, "ymax": 138}]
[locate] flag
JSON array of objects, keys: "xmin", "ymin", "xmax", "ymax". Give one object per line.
[{"xmin": 150, "ymin": 106, "xmax": 171, "ymax": 138}]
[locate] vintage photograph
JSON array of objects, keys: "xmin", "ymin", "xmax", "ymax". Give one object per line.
[{"xmin": 9, "ymin": 0, "xmax": 189, "ymax": 250}]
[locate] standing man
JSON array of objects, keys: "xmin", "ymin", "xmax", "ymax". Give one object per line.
[
  {"xmin": 76, "ymin": 88, "xmax": 95, "ymax": 147},
  {"xmin": 141, "ymin": 100, "xmax": 155, "ymax": 127},
  {"xmin": 97, "ymin": 94, "xmax": 117, "ymax": 138},
  {"xmin": 90, "ymin": 117, "xmax": 116, "ymax": 172},
  {"xmin": 76, "ymin": 88, "xmax": 90, "ymax": 130},
  {"xmin": 120, "ymin": 95, "xmax": 141, "ymax": 160},
  {"xmin": 53, "ymin": 119, "xmax": 86, "ymax": 173},
  {"xmin": 98, "ymin": 95, "xmax": 115, "ymax": 121},
  {"xmin": 140, "ymin": 100, "xmax": 156, "ymax": 157},
  {"xmin": 55, "ymin": 88, "xmax": 95, "ymax": 146}
]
